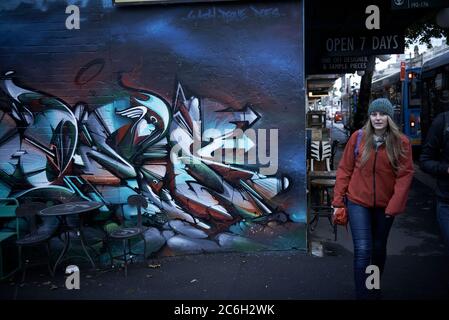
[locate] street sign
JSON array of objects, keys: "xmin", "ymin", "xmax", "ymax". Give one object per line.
[
  {"xmin": 400, "ymin": 61, "xmax": 406, "ymax": 81},
  {"xmin": 391, "ymin": 0, "xmax": 448, "ymax": 10},
  {"xmin": 305, "ymin": 0, "xmax": 432, "ymax": 75},
  {"xmin": 323, "ymin": 33, "xmax": 405, "ymax": 57}
]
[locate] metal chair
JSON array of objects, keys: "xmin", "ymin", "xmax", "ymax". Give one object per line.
[
  {"xmin": 0, "ymin": 198, "xmax": 20, "ymax": 281},
  {"xmin": 15, "ymin": 202, "xmax": 57, "ymax": 282},
  {"xmin": 310, "ymin": 140, "xmax": 333, "ymax": 172},
  {"xmin": 107, "ymin": 195, "xmax": 148, "ymax": 277}
]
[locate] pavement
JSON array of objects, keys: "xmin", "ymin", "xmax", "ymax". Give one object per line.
[{"xmin": 0, "ymin": 121, "xmax": 448, "ymax": 301}]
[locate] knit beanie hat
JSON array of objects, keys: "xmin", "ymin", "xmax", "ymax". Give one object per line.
[{"xmin": 368, "ymin": 98, "xmax": 394, "ymax": 118}]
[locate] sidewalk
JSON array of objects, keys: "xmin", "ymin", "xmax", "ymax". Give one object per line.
[
  {"xmin": 1, "ymin": 205, "xmax": 448, "ymax": 300},
  {"xmin": 0, "ymin": 123, "xmax": 448, "ymax": 300}
]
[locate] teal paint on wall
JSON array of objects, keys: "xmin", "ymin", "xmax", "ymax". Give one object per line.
[{"xmin": 0, "ymin": 0, "xmax": 307, "ymax": 255}]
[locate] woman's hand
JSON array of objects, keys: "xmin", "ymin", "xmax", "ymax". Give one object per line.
[{"xmin": 332, "ymin": 207, "xmax": 341, "ymax": 215}]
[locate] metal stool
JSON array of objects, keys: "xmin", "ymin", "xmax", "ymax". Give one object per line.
[
  {"xmin": 309, "ymin": 178, "xmax": 337, "ymax": 240},
  {"xmin": 107, "ymin": 195, "xmax": 148, "ymax": 277}
]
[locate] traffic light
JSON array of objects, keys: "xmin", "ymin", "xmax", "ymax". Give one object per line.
[
  {"xmin": 408, "ymin": 71, "xmax": 420, "ymax": 80},
  {"xmin": 400, "ymin": 61, "xmax": 405, "ymax": 81}
]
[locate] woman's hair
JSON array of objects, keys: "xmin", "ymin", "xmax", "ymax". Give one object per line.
[{"xmin": 360, "ymin": 116, "xmax": 407, "ymax": 171}]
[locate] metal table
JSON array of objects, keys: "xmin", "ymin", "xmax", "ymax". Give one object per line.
[{"xmin": 40, "ymin": 201, "xmax": 103, "ymax": 274}]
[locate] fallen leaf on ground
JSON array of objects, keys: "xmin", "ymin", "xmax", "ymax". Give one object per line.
[
  {"xmin": 148, "ymin": 264, "xmax": 161, "ymax": 268},
  {"xmin": 190, "ymin": 279, "xmax": 198, "ymax": 283}
]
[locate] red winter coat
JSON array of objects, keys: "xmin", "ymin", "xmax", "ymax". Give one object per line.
[{"xmin": 332, "ymin": 130, "xmax": 414, "ymax": 216}]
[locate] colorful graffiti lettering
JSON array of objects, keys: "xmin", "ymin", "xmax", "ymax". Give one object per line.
[{"xmin": 0, "ymin": 71, "xmax": 298, "ymax": 255}]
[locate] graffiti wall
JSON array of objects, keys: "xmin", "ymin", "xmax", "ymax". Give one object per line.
[{"xmin": 0, "ymin": 0, "xmax": 306, "ymax": 256}]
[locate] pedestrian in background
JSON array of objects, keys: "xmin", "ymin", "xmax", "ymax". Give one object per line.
[
  {"xmin": 437, "ymin": 89, "xmax": 449, "ymax": 113},
  {"xmin": 419, "ymin": 111, "xmax": 449, "ymax": 252},
  {"xmin": 332, "ymin": 98, "xmax": 414, "ymax": 300}
]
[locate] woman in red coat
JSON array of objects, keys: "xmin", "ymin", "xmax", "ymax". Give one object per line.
[{"xmin": 332, "ymin": 98, "xmax": 414, "ymax": 299}]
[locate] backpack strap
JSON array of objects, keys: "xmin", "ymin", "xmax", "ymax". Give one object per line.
[{"xmin": 354, "ymin": 129, "xmax": 363, "ymax": 159}]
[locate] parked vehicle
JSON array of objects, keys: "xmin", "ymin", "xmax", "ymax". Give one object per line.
[{"xmin": 371, "ymin": 49, "xmax": 449, "ymax": 152}]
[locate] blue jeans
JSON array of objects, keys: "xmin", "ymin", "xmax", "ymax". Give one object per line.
[
  {"xmin": 436, "ymin": 200, "xmax": 449, "ymax": 252},
  {"xmin": 347, "ymin": 199, "xmax": 395, "ymax": 300}
]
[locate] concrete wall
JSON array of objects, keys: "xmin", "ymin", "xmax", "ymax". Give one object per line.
[{"xmin": 0, "ymin": 0, "xmax": 306, "ymax": 255}]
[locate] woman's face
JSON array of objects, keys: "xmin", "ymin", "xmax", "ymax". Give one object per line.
[{"xmin": 370, "ymin": 112, "xmax": 389, "ymax": 132}]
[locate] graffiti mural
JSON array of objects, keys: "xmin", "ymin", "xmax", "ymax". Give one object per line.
[{"xmin": 0, "ymin": 0, "xmax": 306, "ymax": 256}]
